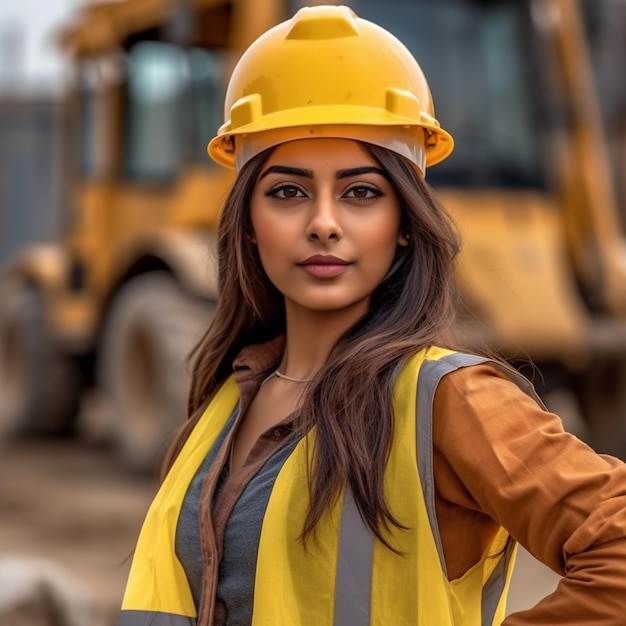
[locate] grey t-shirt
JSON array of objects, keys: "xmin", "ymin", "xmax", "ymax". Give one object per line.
[{"xmin": 175, "ymin": 406, "xmax": 299, "ymax": 625}]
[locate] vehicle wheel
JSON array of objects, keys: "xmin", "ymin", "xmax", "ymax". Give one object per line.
[
  {"xmin": 98, "ymin": 272, "xmax": 213, "ymax": 473},
  {"xmin": 0, "ymin": 279, "xmax": 84, "ymax": 438}
]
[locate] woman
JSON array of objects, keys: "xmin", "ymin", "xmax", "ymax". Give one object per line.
[{"xmin": 118, "ymin": 6, "xmax": 626, "ymax": 625}]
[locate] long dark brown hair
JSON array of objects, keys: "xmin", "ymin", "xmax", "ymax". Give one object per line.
[{"xmin": 184, "ymin": 142, "xmax": 463, "ymax": 547}]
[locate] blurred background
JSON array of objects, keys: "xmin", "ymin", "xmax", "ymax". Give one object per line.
[{"xmin": 1, "ymin": 0, "xmax": 625, "ymax": 623}]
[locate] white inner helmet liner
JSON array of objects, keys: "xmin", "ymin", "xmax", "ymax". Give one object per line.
[{"xmin": 234, "ymin": 125, "xmax": 428, "ymax": 175}]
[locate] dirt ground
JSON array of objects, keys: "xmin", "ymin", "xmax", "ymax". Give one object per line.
[
  {"xmin": 0, "ymin": 439, "xmax": 156, "ymax": 625},
  {"xmin": 0, "ymin": 438, "xmax": 560, "ymax": 624}
]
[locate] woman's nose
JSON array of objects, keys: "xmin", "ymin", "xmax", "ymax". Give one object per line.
[{"xmin": 305, "ymin": 194, "xmax": 343, "ymax": 242}]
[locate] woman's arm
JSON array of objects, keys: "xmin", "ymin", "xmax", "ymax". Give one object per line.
[{"xmin": 432, "ymin": 363, "xmax": 626, "ymax": 624}]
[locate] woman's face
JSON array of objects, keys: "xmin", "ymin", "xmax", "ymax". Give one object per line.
[{"xmin": 250, "ymin": 138, "xmax": 407, "ymax": 321}]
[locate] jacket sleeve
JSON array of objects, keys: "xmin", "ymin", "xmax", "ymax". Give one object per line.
[{"xmin": 432, "ymin": 363, "xmax": 626, "ymax": 624}]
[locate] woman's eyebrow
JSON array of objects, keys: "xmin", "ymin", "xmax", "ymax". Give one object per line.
[
  {"xmin": 259, "ymin": 165, "xmax": 313, "ymax": 179},
  {"xmin": 336, "ymin": 166, "xmax": 388, "ymax": 180},
  {"xmin": 259, "ymin": 164, "xmax": 389, "ymax": 180}
]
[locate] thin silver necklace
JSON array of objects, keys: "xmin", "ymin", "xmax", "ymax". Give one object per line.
[{"xmin": 261, "ymin": 369, "xmax": 314, "ymax": 386}]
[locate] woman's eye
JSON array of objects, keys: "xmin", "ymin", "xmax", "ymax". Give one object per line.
[
  {"xmin": 344, "ymin": 185, "xmax": 381, "ymax": 200},
  {"xmin": 267, "ymin": 184, "xmax": 306, "ymax": 199}
]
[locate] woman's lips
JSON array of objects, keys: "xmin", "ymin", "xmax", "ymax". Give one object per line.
[{"xmin": 299, "ymin": 255, "xmax": 351, "ymax": 278}]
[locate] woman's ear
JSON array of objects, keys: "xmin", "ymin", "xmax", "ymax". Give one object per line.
[{"xmin": 397, "ymin": 231, "xmax": 410, "ymax": 247}]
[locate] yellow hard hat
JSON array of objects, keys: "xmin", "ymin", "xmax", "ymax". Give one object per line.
[{"xmin": 207, "ymin": 5, "xmax": 454, "ymax": 174}]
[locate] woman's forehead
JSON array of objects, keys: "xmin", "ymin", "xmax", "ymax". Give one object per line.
[{"xmin": 264, "ymin": 138, "xmax": 377, "ymax": 168}]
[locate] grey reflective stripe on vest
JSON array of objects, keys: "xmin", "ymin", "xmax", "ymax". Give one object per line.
[
  {"xmin": 417, "ymin": 353, "xmax": 543, "ymax": 625},
  {"xmin": 481, "ymin": 534, "xmax": 516, "ymax": 626},
  {"xmin": 335, "ymin": 488, "xmax": 374, "ymax": 625},
  {"xmin": 416, "ymin": 353, "xmax": 490, "ymax": 573},
  {"xmin": 118, "ymin": 610, "xmax": 196, "ymax": 626}
]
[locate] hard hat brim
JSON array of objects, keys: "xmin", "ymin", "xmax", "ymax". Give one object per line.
[{"xmin": 207, "ymin": 110, "xmax": 454, "ymax": 172}]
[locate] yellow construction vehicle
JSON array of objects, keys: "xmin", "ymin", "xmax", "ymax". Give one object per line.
[{"xmin": 1, "ymin": 0, "xmax": 625, "ymax": 470}]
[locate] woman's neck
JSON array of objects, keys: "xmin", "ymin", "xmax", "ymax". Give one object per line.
[{"xmin": 279, "ymin": 305, "xmax": 365, "ymax": 379}]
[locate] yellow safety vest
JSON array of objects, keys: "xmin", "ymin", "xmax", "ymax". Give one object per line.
[{"xmin": 118, "ymin": 346, "xmax": 540, "ymax": 625}]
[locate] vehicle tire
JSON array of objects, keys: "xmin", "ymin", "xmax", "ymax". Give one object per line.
[
  {"xmin": 98, "ymin": 272, "xmax": 214, "ymax": 473},
  {"xmin": 0, "ymin": 279, "xmax": 84, "ymax": 438}
]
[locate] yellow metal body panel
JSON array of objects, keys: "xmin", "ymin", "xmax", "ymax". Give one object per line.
[
  {"xmin": 442, "ymin": 190, "xmax": 589, "ymax": 364},
  {"xmin": 58, "ymin": 166, "xmax": 232, "ymax": 343}
]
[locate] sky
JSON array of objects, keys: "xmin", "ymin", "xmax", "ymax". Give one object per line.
[{"xmin": 0, "ymin": 0, "xmax": 85, "ymax": 93}]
